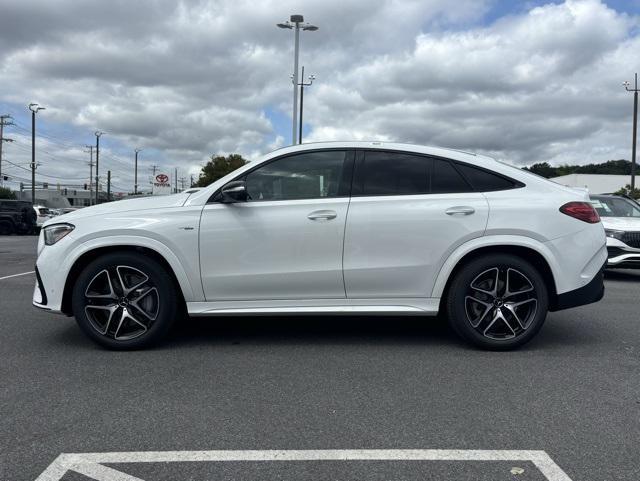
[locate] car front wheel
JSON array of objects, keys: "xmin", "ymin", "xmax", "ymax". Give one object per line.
[
  {"xmin": 446, "ymin": 254, "xmax": 549, "ymax": 350},
  {"xmin": 72, "ymin": 252, "xmax": 177, "ymax": 349}
]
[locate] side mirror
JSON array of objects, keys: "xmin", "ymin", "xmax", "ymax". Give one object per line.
[{"xmin": 220, "ymin": 180, "xmax": 248, "ymax": 203}]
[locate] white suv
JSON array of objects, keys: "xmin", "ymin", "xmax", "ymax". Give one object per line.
[{"xmin": 33, "ymin": 142, "xmax": 607, "ymax": 350}]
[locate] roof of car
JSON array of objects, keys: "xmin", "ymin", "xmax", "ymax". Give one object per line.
[{"xmin": 269, "ymin": 141, "xmax": 488, "ymax": 162}]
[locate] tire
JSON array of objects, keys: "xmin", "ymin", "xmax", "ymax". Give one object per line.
[
  {"xmin": 446, "ymin": 254, "xmax": 549, "ymax": 350},
  {"xmin": 0, "ymin": 220, "xmax": 15, "ymax": 235},
  {"xmin": 72, "ymin": 252, "xmax": 178, "ymax": 350}
]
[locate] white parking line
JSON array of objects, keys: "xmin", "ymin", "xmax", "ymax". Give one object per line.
[
  {"xmin": 0, "ymin": 270, "xmax": 35, "ymax": 281},
  {"xmin": 35, "ymin": 449, "xmax": 574, "ymax": 481}
]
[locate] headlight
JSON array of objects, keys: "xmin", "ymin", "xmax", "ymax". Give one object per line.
[
  {"xmin": 43, "ymin": 223, "xmax": 75, "ymax": 245},
  {"xmin": 604, "ymin": 229, "xmax": 625, "ymax": 240}
]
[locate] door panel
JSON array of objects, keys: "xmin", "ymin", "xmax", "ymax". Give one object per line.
[
  {"xmin": 343, "ymin": 149, "xmax": 489, "ymax": 298},
  {"xmin": 200, "ymin": 199, "xmax": 349, "ymax": 300},
  {"xmin": 343, "ymin": 193, "xmax": 488, "ymax": 298}
]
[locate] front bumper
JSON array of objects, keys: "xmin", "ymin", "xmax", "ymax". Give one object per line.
[
  {"xmin": 605, "ymin": 238, "xmax": 640, "ymax": 269},
  {"xmin": 551, "ymin": 262, "xmax": 605, "ymax": 311}
]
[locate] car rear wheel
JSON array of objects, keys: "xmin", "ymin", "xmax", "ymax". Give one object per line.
[
  {"xmin": 72, "ymin": 252, "xmax": 177, "ymax": 350},
  {"xmin": 446, "ymin": 254, "xmax": 549, "ymax": 350}
]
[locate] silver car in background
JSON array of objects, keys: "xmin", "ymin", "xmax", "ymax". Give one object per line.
[{"xmin": 591, "ymin": 194, "xmax": 640, "ymax": 268}]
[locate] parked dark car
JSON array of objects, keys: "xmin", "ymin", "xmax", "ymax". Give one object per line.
[{"xmin": 0, "ymin": 200, "xmax": 37, "ymax": 235}]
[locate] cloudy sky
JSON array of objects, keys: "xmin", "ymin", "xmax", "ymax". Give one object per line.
[{"xmin": 1, "ymin": 0, "xmax": 640, "ymax": 193}]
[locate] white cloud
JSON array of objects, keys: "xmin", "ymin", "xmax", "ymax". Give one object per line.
[{"xmin": 0, "ymin": 0, "xmax": 638, "ymax": 193}]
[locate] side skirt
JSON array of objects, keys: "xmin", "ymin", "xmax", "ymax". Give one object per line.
[{"xmin": 187, "ymin": 298, "xmax": 440, "ymax": 316}]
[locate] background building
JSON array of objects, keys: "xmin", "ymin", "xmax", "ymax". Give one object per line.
[
  {"xmin": 549, "ymin": 174, "xmax": 630, "ymax": 193},
  {"xmin": 15, "ymin": 187, "xmax": 109, "ymax": 207}
]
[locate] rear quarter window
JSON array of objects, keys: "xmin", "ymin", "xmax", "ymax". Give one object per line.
[{"xmin": 455, "ymin": 162, "xmax": 520, "ymax": 192}]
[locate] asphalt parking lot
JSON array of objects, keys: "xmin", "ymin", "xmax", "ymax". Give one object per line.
[{"xmin": 1, "ymin": 235, "xmax": 639, "ymax": 481}]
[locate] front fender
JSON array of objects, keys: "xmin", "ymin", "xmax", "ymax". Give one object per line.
[{"xmin": 65, "ymin": 234, "xmax": 202, "ymax": 302}]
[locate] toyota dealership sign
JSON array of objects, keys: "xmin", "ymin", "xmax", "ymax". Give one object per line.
[{"xmin": 152, "ymin": 173, "xmax": 172, "ymax": 195}]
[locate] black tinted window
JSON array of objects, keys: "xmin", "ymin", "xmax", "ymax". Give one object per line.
[
  {"xmin": 456, "ymin": 163, "xmax": 516, "ymax": 191},
  {"xmin": 431, "ymin": 159, "xmax": 472, "ymax": 193},
  {"xmin": 360, "ymin": 152, "xmax": 429, "ymax": 195},
  {"xmin": 245, "ymin": 151, "xmax": 347, "ymax": 201}
]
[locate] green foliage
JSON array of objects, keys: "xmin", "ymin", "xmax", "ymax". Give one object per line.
[
  {"xmin": 523, "ymin": 160, "xmax": 633, "ymax": 178},
  {"xmin": 195, "ymin": 154, "xmax": 248, "ymax": 187},
  {"xmin": 614, "ymin": 184, "xmax": 640, "ymax": 200},
  {"xmin": 0, "ymin": 187, "xmax": 16, "ymax": 199}
]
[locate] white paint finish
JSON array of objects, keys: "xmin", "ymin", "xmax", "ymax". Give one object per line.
[
  {"xmin": 343, "ymin": 193, "xmax": 488, "ymax": 298},
  {"xmin": 33, "ymin": 141, "xmax": 606, "ymax": 323},
  {"xmin": 199, "ymin": 198, "xmax": 349, "ymax": 301},
  {"xmin": 0, "ymin": 270, "xmax": 34, "ymax": 280},
  {"xmin": 187, "ymin": 297, "xmax": 439, "ymax": 315},
  {"xmin": 35, "ymin": 449, "xmax": 573, "ymax": 481},
  {"xmin": 483, "ymin": 187, "xmax": 600, "ymax": 243},
  {"xmin": 34, "ymin": 206, "xmax": 205, "ymax": 311}
]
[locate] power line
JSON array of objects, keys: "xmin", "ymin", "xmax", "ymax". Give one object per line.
[{"xmin": 3, "ymin": 159, "xmax": 86, "ymax": 180}]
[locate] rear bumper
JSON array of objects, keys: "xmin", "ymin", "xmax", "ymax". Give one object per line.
[{"xmin": 551, "ymin": 262, "xmax": 605, "ymax": 311}]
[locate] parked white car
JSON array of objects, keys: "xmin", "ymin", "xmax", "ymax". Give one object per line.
[
  {"xmin": 33, "ymin": 205, "xmax": 52, "ymax": 228},
  {"xmin": 33, "ymin": 142, "xmax": 607, "ymax": 350},
  {"xmin": 590, "ymin": 194, "xmax": 640, "ymax": 268}
]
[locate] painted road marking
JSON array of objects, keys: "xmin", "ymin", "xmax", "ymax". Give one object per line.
[
  {"xmin": 0, "ymin": 270, "xmax": 35, "ymax": 280},
  {"xmin": 35, "ymin": 449, "xmax": 574, "ymax": 481}
]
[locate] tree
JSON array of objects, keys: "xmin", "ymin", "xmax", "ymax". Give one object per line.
[
  {"xmin": 195, "ymin": 154, "xmax": 248, "ymax": 187},
  {"xmin": 0, "ymin": 187, "xmax": 16, "ymax": 199},
  {"xmin": 522, "ymin": 159, "xmax": 633, "ymax": 178},
  {"xmin": 523, "ymin": 162, "xmax": 558, "ymax": 178},
  {"xmin": 614, "ymin": 184, "xmax": 640, "ymax": 200}
]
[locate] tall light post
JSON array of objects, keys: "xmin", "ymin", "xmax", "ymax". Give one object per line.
[
  {"xmin": 94, "ymin": 131, "xmax": 103, "ymax": 205},
  {"xmin": 28, "ymin": 103, "xmax": 45, "ymax": 204},
  {"xmin": 297, "ymin": 66, "xmax": 316, "ymax": 144},
  {"xmin": 623, "ymin": 73, "xmax": 639, "ymax": 191},
  {"xmin": 277, "ymin": 14, "xmax": 318, "ymax": 145},
  {"xmin": 134, "ymin": 148, "xmax": 142, "ymax": 194}
]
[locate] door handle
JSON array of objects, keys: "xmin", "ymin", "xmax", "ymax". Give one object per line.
[
  {"xmin": 307, "ymin": 210, "xmax": 337, "ymax": 221},
  {"xmin": 445, "ymin": 206, "xmax": 475, "ymax": 216}
]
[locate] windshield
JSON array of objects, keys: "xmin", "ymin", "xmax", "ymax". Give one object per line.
[{"xmin": 590, "ymin": 196, "xmax": 640, "ymax": 218}]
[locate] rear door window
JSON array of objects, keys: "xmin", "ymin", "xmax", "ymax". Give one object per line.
[{"xmin": 357, "ymin": 151, "xmax": 430, "ymax": 196}]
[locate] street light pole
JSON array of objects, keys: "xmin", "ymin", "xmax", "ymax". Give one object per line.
[
  {"xmin": 28, "ymin": 103, "xmax": 45, "ymax": 204},
  {"xmin": 94, "ymin": 131, "xmax": 103, "ymax": 205},
  {"xmin": 277, "ymin": 15, "xmax": 318, "ymax": 145},
  {"xmin": 134, "ymin": 149, "xmax": 141, "ymax": 195},
  {"xmin": 297, "ymin": 66, "xmax": 316, "ymax": 144},
  {"xmin": 623, "ymin": 73, "xmax": 639, "ymax": 190}
]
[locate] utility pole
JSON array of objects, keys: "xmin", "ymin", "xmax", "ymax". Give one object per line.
[
  {"xmin": 297, "ymin": 66, "xmax": 316, "ymax": 144},
  {"xmin": 277, "ymin": 15, "xmax": 319, "ymax": 145},
  {"xmin": 107, "ymin": 170, "xmax": 111, "ymax": 201},
  {"xmin": 134, "ymin": 149, "xmax": 142, "ymax": 195},
  {"xmin": 29, "ymin": 103, "xmax": 45, "ymax": 204},
  {"xmin": 179, "ymin": 177, "xmax": 187, "ymax": 191},
  {"xmin": 149, "ymin": 165, "xmax": 159, "ymax": 190},
  {"xmin": 84, "ymin": 145, "xmax": 94, "ymax": 205},
  {"xmin": 624, "ymin": 73, "xmax": 639, "ymax": 190},
  {"xmin": 0, "ymin": 115, "xmax": 15, "ymax": 187},
  {"xmin": 174, "ymin": 167, "xmax": 178, "ymax": 193},
  {"xmin": 94, "ymin": 131, "xmax": 103, "ymax": 204},
  {"xmin": 190, "ymin": 174, "xmax": 194, "ymax": 188}
]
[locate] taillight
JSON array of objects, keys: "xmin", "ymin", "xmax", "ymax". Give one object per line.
[{"xmin": 559, "ymin": 202, "xmax": 600, "ymax": 223}]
